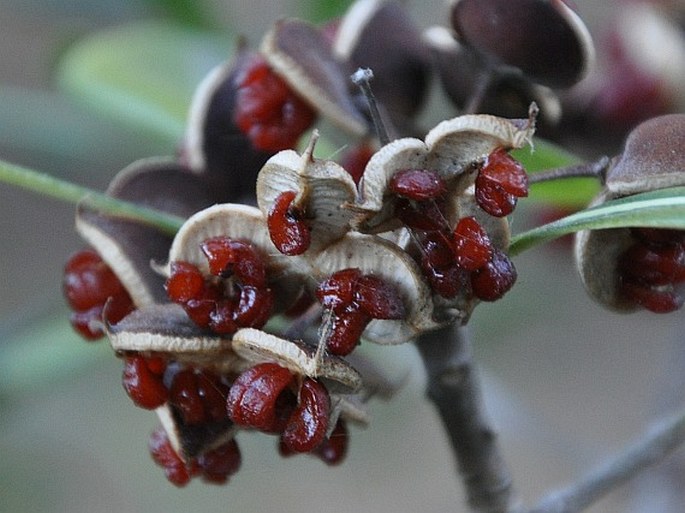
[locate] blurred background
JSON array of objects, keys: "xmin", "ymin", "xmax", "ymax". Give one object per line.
[{"xmin": 1, "ymin": 1, "xmax": 684, "ymax": 512}]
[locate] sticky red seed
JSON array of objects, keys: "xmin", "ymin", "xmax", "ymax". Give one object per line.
[
  {"xmin": 354, "ymin": 275, "xmax": 406, "ymax": 320},
  {"xmin": 63, "ymin": 249, "xmax": 126, "ymax": 311},
  {"xmin": 620, "ymin": 280, "xmax": 684, "ymax": 313},
  {"xmin": 122, "ymin": 355, "xmax": 169, "ymax": 410},
  {"xmin": 208, "ymin": 299, "xmax": 239, "ymax": 335},
  {"xmin": 327, "ymin": 305, "xmax": 370, "ymax": 356},
  {"xmin": 316, "ymin": 268, "xmax": 363, "ymax": 313},
  {"xmin": 69, "ymin": 306, "xmax": 106, "ymax": 340},
  {"xmin": 315, "ymin": 419, "xmax": 349, "ymax": 466},
  {"xmin": 475, "ymin": 149, "xmax": 528, "ymax": 217},
  {"xmin": 169, "ymin": 369, "xmax": 206, "ymax": 425},
  {"xmin": 234, "ymin": 55, "xmax": 315, "ymax": 152},
  {"xmin": 453, "ymin": 217, "xmax": 493, "ymax": 271},
  {"xmin": 166, "ymin": 261, "xmax": 205, "ymax": 303},
  {"xmin": 148, "ymin": 427, "xmax": 193, "ymax": 487},
  {"xmin": 470, "ymin": 249, "xmax": 517, "ymax": 301},
  {"xmin": 267, "ymin": 190, "xmax": 311, "ymax": 256},
  {"xmin": 233, "ymin": 285, "xmax": 274, "ymax": 328},
  {"xmin": 226, "ymin": 363, "xmax": 296, "ymax": 431},
  {"xmin": 200, "ymin": 237, "xmax": 267, "ymax": 287},
  {"xmin": 197, "ymin": 439, "xmax": 242, "ymax": 484},
  {"xmin": 619, "ymin": 243, "xmax": 685, "ymax": 286},
  {"xmin": 281, "ymin": 378, "xmax": 330, "ymax": 453},
  {"xmin": 394, "ymin": 198, "xmax": 447, "ymax": 231},
  {"xmin": 389, "ymin": 169, "xmax": 446, "ymax": 201}
]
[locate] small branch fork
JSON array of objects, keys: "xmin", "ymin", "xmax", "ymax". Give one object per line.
[{"xmin": 416, "ymin": 324, "xmax": 685, "ymax": 513}]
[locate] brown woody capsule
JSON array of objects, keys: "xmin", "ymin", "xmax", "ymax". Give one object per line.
[
  {"xmin": 450, "ymin": 0, "xmax": 594, "ymax": 88},
  {"xmin": 575, "ymin": 114, "xmax": 685, "ymax": 311}
]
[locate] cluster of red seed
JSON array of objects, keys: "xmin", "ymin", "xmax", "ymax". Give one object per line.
[
  {"xmin": 226, "ymin": 362, "xmax": 344, "ymax": 457},
  {"xmin": 618, "ymin": 228, "xmax": 685, "ymax": 313},
  {"xmin": 121, "ymin": 354, "xmax": 241, "ymax": 485},
  {"xmin": 120, "ymin": 352, "xmax": 349, "ymax": 486},
  {"xmin": 165, "ymin": 237, "xmax": 274, "ymax": 335},
  {"xmin": 62, "ymin": 249, "xmax": 135, "ymax": 340},
  {"xmin": 234, "ymin": 55, "xmax": 316, "ymax": 152},
  {"xmin": 315, "ymin": 268, "xmax": 406, "ymax": 355},
  {"xmin": 149, "ymin": 427, "xmax": 242, "ymax": 486},
  {"xmin": 388, "ymin": 154, "xmax": 519, "ymax": 302}
]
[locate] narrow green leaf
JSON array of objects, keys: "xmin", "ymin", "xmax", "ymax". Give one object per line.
[
  {"xmin": 56, "ymin": 20, "xmax": 233, "ymax": 145},
  {"xmin": 510, "ymin": 187, "xmax": 685, "ymax": 255},
  {"xmin": 513, "ymin": 138, "xmax": 602, "ymax": 208},
  {"xmin": 0, "ymin": 158, "xmax": 185, "ymax": 236}
]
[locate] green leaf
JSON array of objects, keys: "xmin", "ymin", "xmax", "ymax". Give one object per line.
[
  {"xmin": 0, "ymin": 86, "xmax": 174, "ymax": 166},
  {"xmin": 513, "ymin": 138, "xmax": 601, "ymax": 208},
  {"xmin": 56, "ymin": 20, "xmax": 233, "ymax": 146},
  {"xmin": 297, "ymin": 0, "xmax": 355, "ymax": 22},
  {"xmin": 141, "ymin": 0, "xmax": 216, "ymax": 29},
  {"xmin": 510, "ymin": 186, "xmax": 685, "ymax": 255}
]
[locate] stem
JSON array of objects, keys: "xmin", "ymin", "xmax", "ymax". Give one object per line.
[
  {"xmin": 415, "ymin": 324, "xmax": 518, "ymax": 513},
  {"xmin": 528, "ymin": 156, "xmax": 610, "ymax": 185},
  {"xmin": 351, "ymin": 68, "xmax": 391, "ymax": 146},
  {"xmin": 0, "ymin": 158, "xmax": 185, "ymax": 236},
  {"xmin": 528, "ymin": 408, "xmax": 685, "ymax": 513}
]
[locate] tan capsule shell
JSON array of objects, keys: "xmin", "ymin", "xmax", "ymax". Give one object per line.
[
  {"xmin": 231, "ymin": 328, "xmax": 362, "ymax": 394},
  {"xmin": 256, "ymin": 132, "xmax": 358, "ymax": 252}
]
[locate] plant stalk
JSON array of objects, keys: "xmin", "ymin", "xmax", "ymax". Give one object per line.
[{"xmin": 415, "ymin": 324, "xmax": 518, "ymax": 513}]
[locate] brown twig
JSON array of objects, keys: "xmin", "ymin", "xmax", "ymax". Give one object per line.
[
  {"xmin": 528, "ymin": 156, "xmax": 611, "ymax": 185},
  {"xmin": 415, "ymin": 324, "xmax": 518, "ymax": 513},
  {"xmin": 528, "ymin": 408, "xmax": 685, "ymax": 513}
]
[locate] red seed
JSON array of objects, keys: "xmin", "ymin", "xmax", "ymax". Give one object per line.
[
  {"xmin": 281, "ymin": 378, "xmax": 330, "ymax": 453},
  {"xmin": 197, "ymin": 439, "xmax": 242, "ymax": 484},
  {"xmin": 267, "ymin": 190, "xmax": 311, "ymax": 256},
  {"xmin": 620, "ymin": 280, "xmax": 684, "ymax": 314},
  {"xmin": 234, "ymin": 55, "xmax": 315, "ymax": 152},
  {"xmin": 394, "ymin": 198, "xmax": 447, "ymax": 231},
  {"xmin": 327, "ymin": 305, "xmax": 370, "ymax": 356},
  {"xmin": 475, "ymin": 149, "xmax": 528, "ymax": 217},
  {"xmin": 148, "ymin": 427, "xmax": 193, "ymax": 487},
  {"xmin": 619, "ymin": 242, "xmax": 685, "ymax": 286},
  {"xmin": 63, "ymin": 249, "xmax": 126, "ymax": 311},
  {"xmin": 422, "ymin": 232, "xmax": 457, "ymax": 269},
  {"xmin": 316, "ymin": 268, "xmax": 363, "ymax": 313},
  {"xmin": 208, "ymin": 299, "xmax": 238, "ymax": 335},
  {"xmin": 69, "ymin": 306, "xmax": 106, "ymax": 340},
  {"xmin": 315, "ymin": 419, "xmax": 349, "ymax": 466},
  {"xmin": 470, "ymin": 249, "xmax": 517, "ymax": 301},
  {"xmin": 169, "ymin": 369, "xmax": 206, "ymax": 425},
  {"xmin": 233, "ymin": 285, "xmax": 274, "ymax": 328},
  {"xmin": 226, "ymin": 363, "xmax": 296, "ymax": 431},
  {"xmin": 354, "ymin": 275, "xmax": 406, "ymax": 320},
  {"xmin": 166, "ymin": 261, "xmax": 205, "ymax": 303},
  {"xmin": 200, "ymin": 237, "xmax": 267, "ymax": 287},
  {"xmin": 453, "ymin": 217, "xmax": 493, "ymax": 271},
  {"xmin": 122, "ymin": 355, "xmax": 169, "ymax": 410},
  {"xmin": 389, "ymin": 169, "xmax": 446, "ymax": 201}
]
